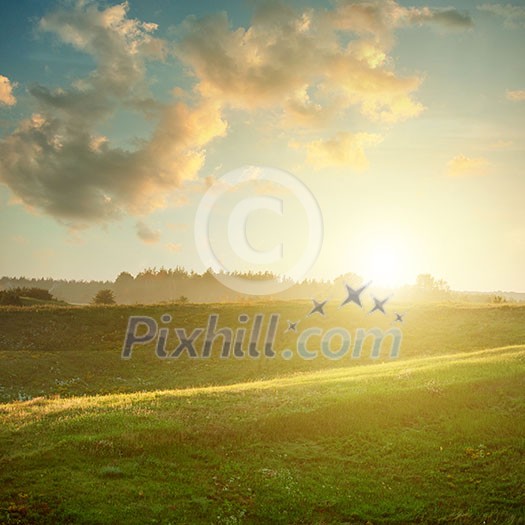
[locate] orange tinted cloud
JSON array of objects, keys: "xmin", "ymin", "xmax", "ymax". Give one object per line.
[
  {"xmin": 446, "ymin": 155, "xmax": 490, "ymax": 177},
  {"xmin": 174, "ymin": 0, "xmax": 466, "ymax": 124},
  {"xmin": 506, "ymin": 90, "xmax": 525, "ymax": 102},
  {"xmin": 0, "ymin": 3, "xmax": 226, "ymax": 226},
  {"xmin": 0, "ymin": 75, "xmax": 16, "ymax": 106},
  {"xmin": 306, "ymin": 132, "xmax": 383, "ymax": 170}
]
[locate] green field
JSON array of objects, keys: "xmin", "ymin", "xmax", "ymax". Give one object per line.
[{"xmin": 0, "ymin": 302, "xmax": 524, "ymax": 524}]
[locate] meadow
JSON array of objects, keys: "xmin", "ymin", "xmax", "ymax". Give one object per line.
[{"xmin": 0, "ymin": 301, "xmax": 524, "ymax": 524}]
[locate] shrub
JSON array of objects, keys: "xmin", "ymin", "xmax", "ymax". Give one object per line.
[
  {"xmin": 15, "ymin": 287, "xmax": 55, "ymax": 301},
  {"xmin": 92, "ymin": 289, "xmax": 116, "ymax": 305},
  {"xmin": 0, "ymin": 289, "xmax": 22, "ymax": 306}
]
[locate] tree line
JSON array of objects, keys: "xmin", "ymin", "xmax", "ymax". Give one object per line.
[{"xmin": 0, "ymin": 269, "xmax": 513, "ymax": 305}]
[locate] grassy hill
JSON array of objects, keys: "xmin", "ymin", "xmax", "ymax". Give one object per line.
[{"xmin": 0, "ymin": 302, "xmax": 524, "ymax": 524}]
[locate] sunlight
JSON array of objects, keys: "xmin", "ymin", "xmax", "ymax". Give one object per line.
[
  {"xmin": 358, "ymin": 236, "xmax": 413, "ymax": 288},
  {"xmin": 368, "ymin": 243, "xmax": 403, "ymax": 287}
]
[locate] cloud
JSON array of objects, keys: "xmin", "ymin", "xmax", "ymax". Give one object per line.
[
  {"xmin": 506, "ymin": 89, "xmax": 525, "ymax": 102},
  {"xmin": 305, "ymin": 132, "xmax": 383, "ymax": 170},
  {"xmin": 28, "ymin": 84, "xmax": 113, "ymax": 123},
  {"xmin": 0, "ymin": 100, "xmax": 226, "ymax": 224},
  {"xmin": 28, "ymin": 1, "xmax": 167, "ymax": 125},
  {"xmin": 322, "ymin": 53, "xmax": 425, "ymax": 123},
  {"xmin": 446, "ymin": 155, "xmax": 490, "ymax": 177},
  {"xmin": 478, "ymin": 3, "xmax": 525, "ymax": 27},
  {"xmin": 406, "ymin": 7, "xmax": 473, "ymax": 29},
  {"xmin": 0, "ymin": 2, "xmax": 227, "ymax": 226},
  {"xmin": 0, "ymin": 75, "xmax": 16, "ymax": 106},
  {"xmin": 0, "ymin": 0, "xmax": 474, "ymax": 227},
  {"xmin": 174, "ymin": 0, "xmax": 464, "ymax": 125},
  {"xmin": 175, "ymin": 9, "xmax": 323, "ymax": 110},
  {"xmin": 39, "ymin": 1, "xmax": 166, "ymax": 97},
  {"xmin": 166, "ymin": 242, "xmax": 182, "ymax": 252},
  {"xmin": 331, "ymin": 1, "xmax": 472, "ymax": 41},
  {"xmin": 282, "ymin": 88, "xmax": 333, "ymax": 128},
  {"xmin": 136, "ymin": 221, "xmax": 160, "ymax": 243}
]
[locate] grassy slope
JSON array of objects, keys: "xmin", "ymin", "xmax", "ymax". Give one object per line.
[
  {"xmin": 1, "ymin": 302, "xmax": 524, "ymax": 401},
  {"xmin": 0, "ymin": 303, "xmax": 524, "ymax": 524}
]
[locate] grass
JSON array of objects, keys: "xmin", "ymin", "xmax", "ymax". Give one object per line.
[
  {"xmin": 0, "ymin": 301, "xmax": 524, "ymax": 523},
  {"xmin": 18, "ymin": 297, "xmax": 69, "ymax": 307}
]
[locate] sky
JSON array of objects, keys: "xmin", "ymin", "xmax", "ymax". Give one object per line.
[{"xmin": 0, "ymin": 0, "xmax": 524, "ymax": 292}]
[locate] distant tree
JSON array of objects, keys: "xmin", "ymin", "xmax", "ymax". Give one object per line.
[
  {"xmin": 492, "ymin": 295, "xmax": 506, "ymax": 304},
  {"xmin": 0, "ymin": 290, "xmax": 22, "ymax": 306},
  {"xmin": 114, "ymin": 272, "xmax": 135, "ymax": 303},
  {"xmin": 93, "ymin": 289, "xmax": 116, "ymax": 305},
  {"xmin": 416, "ymin": 274, "xmax": 450, "ymax": 293},
  {"xmin": 177, "ymin": 295, "xmax": 188, "ymax": 304},
  {"xmin": 416, "ymin": 273, "xmax": 436, "ymax": 291},
  {"xmin": 115, "ymin": 272, "xmax": 134, "ymax": 286},
  {"xmin": 435, "ymin": 278, "xmax": 450, "ymax": 293},
  {"xmin": 413, "ymin": 273, "xmax": 451, "ymax": 302}
]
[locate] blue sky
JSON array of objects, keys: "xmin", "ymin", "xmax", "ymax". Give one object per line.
[{"xmin": 0, "ymin": 0, "xmax": 524, "ymax": 292}]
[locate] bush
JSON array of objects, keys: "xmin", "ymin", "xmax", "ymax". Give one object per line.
[
  {"xmin": 0, "ymin": 290, "xmax": 22, "ymax": 306},
  {"xmin": 92, "ymin": 289, "xmax": 116, "ymax": 305},
  {"xmin": 15, "ymin": 287, "xmax": 55, "ymax": 301}
]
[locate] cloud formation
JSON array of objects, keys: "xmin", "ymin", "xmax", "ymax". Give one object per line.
[
  {"xmin": 478, "ymin": 3, "xmax": 525, "ymax": 27},
  {"xmin": 447, "ymin": 155, "xmax": 490, "ymax": 177},
  {"xmin": 305, "ymin": 132, "xmax": 383, "ymax": 170},
  {"xmin": 0, "ymin": 0, "xmax": 474, "ymax": 226},
  {"xmin": 39, "ymin": 1, "xmax": 166, "ymax": 98},
  {"xmin": 0, "ymin": 100, "xmax": 226, "ymax": 224},
  {"xmin": 405, "ymin": 7, "xmax": 473, "ymax": 29},
  {"xmin": 506, "ymin": 89, "xmax": 525, "ymax": 102},
  {"xmin": 0, "ymin": 2, "xmax": 226, "ymax": 226},
  {"xmin": 331, "ymin": 1, "xmax": 472, "ymax": 42},
  {"xmin": 0, "ymin": 75, "xmax": 16, "ymax": 106},
  {"xmin": 173, "ymin": 0, "xmax": 471, "ymax": 167},
  {"xmin": 136, "ymin": 221, "xmax": 160, "ymax": 243},
  {"xmin": 175, "ymin": 1, "xmax": 459, "ymax": 124}
]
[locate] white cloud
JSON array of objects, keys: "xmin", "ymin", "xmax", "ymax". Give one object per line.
[{"xmin": 0, "ymin": 75, "xmax": 16, "ymax": 106}]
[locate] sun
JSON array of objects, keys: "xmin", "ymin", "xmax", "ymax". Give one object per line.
[
  {"xmin": 367, "ymin": 243, "xmax": 404, "ymax": 287},
  {"xmin": 354, "ymin": 235, "xmax": 415, "ymax": 288}
]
